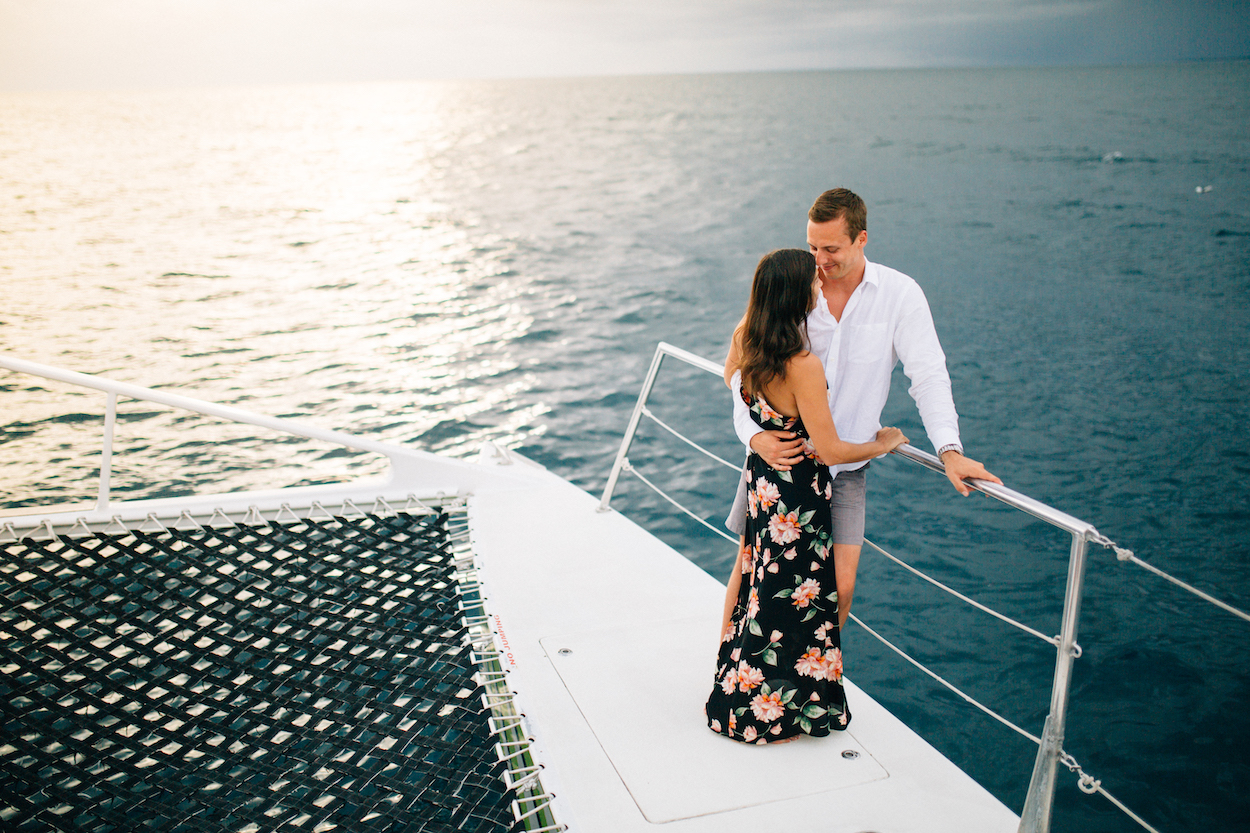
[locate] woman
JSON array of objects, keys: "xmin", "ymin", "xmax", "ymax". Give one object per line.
[{"xmin": 705, "ymin": 249, "xmax": 907, "ymax": 744}]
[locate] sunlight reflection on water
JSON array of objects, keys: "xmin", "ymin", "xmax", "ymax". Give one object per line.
[{"xmin": 1, "ymin": 81, "xmax": 553, "ymax": 502}]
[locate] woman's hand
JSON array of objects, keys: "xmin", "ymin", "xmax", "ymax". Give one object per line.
[{"xmin": 875, "ymin": 426, "xmax": 908, "ymax": 452}]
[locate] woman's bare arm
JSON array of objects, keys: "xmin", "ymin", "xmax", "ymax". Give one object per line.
[
  {"xmin": 788, "ymin": 353, "xmax": 907, "ymax": 464},
  {"xmin": 723, "ymin": 318, "xmax": 746, "ymax": 388}
]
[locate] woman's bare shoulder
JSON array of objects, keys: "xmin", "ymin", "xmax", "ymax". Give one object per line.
[
  {"xmin": 787, "ymin": 350, "xmax": 822, "ymax": 375},
  {"xmin": 785, "ymin": 351, "xmax": 826, "ymax": 392}
]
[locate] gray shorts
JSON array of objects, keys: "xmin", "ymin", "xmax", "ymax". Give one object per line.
[{"xmin": 725, "ymin": 462, "xmax": 868, "ymax": 547}]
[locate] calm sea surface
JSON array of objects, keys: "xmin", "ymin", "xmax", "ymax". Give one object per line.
[{"xmin": 2, "ymin": 64, "xmax": 1248, "ymax": 831}]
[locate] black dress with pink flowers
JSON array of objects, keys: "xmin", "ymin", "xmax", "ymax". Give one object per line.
[{"xmin": 705, "ymin": 388, "xmax": 850, "ymax": 744}]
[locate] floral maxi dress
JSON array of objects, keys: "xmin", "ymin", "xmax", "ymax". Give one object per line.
[{"xmin": 705, "ymin": 388, "xmax": 851, "ymax": 744}]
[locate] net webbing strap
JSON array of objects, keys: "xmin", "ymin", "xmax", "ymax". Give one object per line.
[{"xmin": 0, "ymin": 512, "xmax": 521, "ymax": 833}]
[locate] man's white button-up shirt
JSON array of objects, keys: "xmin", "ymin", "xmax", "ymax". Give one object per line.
[{"xmin": 732, "ymin": 259, "xmax": 962, "ymax": 477}]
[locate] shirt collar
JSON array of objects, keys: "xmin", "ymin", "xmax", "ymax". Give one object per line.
[
  {"xmin": 811, "ymin": 259, "xmax": 879, "ymax": 323},
  {"xmin": 861, "ymin": 258, "xmax": 880, "ymax": 289}
]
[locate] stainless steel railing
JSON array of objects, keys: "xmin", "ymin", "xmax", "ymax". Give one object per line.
[
  {"xmin": 597, "ymin": 341, "xmax": 1119, "ymax": 833},
  {"xmin": 0, "ymin": 354, "xmax": 410, "ymax": 518}
]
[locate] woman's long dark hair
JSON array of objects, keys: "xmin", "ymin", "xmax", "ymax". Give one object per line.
[{"xmin": 738, "ymin": 249, "xmax": 816, "ymax": 396}]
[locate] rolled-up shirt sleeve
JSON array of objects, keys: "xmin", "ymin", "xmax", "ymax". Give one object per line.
[{"xmin": 894, "ymin": 294, "xmax": 962, "ymax": 455}]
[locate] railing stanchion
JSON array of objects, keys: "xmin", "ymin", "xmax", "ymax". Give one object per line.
[
  {"xmin": 598, "ymin": 343, "xmax": 1193, "ymax": 832},
  {"xmin": 599, "ymin": 344, "xmax": 668, "ymax": 512},
  {"xmin": 1019, "ymin": 530, "xmax": 1091, "ymax": 833},
  {"xmin": 96, "ymin": 391, "xmax": 117, "ymax": 513},
  {"xmin": 598, "ymin": 341, "xmax": 727, "ymax": 513}
]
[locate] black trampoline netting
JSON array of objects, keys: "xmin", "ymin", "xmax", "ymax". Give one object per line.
[{"xmin": 0, "ymin": 511, "xmax": 519, "ymax": 833}]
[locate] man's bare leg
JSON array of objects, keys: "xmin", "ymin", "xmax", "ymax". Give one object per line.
[
  {"xmin": 833, "ymin": 543, "xmax": 861, "ymax": 631},
  {"xmin": 720, "ymin": 537, "xmax": 746, "ymax": 641}
]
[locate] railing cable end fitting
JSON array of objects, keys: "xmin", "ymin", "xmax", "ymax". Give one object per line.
[{"xmin": 1090, "ymin": 531, "xmax": 1134, "ymax": 561}]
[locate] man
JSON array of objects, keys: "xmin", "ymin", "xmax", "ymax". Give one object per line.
[{"xmin": 727, "ymin": 188, "xmax": 1000, "ymax": 630}]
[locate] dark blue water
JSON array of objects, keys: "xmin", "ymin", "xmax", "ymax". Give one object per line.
[{"xmin": 2, "ymin": 63, "xmax": 1248, "ymax": 831}]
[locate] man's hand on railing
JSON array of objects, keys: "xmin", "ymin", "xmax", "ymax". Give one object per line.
[{"xmin": 939, "ymin": 450, "xmax": 1002, "ymax": 496}]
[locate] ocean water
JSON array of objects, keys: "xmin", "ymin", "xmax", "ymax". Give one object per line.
[{"xmin": 2, "ymin": 63, "xmax": 1248, "ymax": 831}]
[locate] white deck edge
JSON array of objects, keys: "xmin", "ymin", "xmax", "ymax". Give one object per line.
[{"xmin": 3, "ymin": 440, "xmax": 1020, "ymax": 832}]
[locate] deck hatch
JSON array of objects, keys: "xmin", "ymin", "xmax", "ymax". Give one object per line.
[
  {"xmin": 0, "ymin": 511, "xmax": 519, "ymax": 832},
  {"xmin": 541, "ymin": 617, "xmax": 888, "ymax": 823}
]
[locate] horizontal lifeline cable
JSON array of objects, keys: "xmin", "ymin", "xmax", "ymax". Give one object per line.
[
  {"xmin": 626, "ymin": 461, "xmax": 1163, "ymax": 831},
  {"xmin": 848, "ymin": 613, "xmax": 1041, "ymax": 746},
  {"xmin": 623, "ymin": 461, "xmax": 739, "ymax": 544},
  {"xmin": 1056, "ymin": 751, "xmax": 1162, "ymax": 833},
  {"xmin": 1091, "ymin": 533, "xmax": 1250, "ymax": 624},
  {"xmin": 640, "ymin": 406, "xmax": 743, "ymax": 472},
  {"xmin": 632, "ymin": 455, "xmax": 1164, "ymax": 831},
  {"xmin": 852, "ymin": 613, "xmax": 1162, "ymax": 832},
  {"xmin": 863, "ymin": 538, "xmax": 1059, "ymax": 646}
]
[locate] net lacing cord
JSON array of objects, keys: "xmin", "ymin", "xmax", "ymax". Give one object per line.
[{"xmin": 451, "ymin": 513, "xmax": 567, "ymax": 833}]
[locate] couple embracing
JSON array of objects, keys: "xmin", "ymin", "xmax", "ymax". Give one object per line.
[{"xmin": 705, "ymin": 188, "xmax": 999, "ymax": 745}]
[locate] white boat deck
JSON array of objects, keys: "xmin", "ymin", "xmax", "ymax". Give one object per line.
[
  {"xmin": 0, "ymin": 422, "xmax": 1020, "ymax": 832},
  {"xmin": 467, "ymin": 456, "xmax": 1019, "ymax": 832}
]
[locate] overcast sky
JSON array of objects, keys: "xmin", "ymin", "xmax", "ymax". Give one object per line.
[{"xmin": 1, "ymin": 0, "xmax": 1247, "ymax": 91}]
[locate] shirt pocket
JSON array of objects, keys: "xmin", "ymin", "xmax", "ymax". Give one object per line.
[{"xmin": 846, "ymin": 322, "xmax": 890, "ymax": 364}]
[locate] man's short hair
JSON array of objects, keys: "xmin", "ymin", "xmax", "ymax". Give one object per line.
[{"xmin": 809, "ymin": 188, "xmax": 867, "ymax": 238}]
